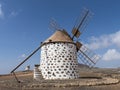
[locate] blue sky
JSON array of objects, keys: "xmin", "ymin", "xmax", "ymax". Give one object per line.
[{"xmin": 0, "ymin": 0, "xmax": 120, "ymax": 74}]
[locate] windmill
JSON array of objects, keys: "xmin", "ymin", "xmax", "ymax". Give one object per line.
[{"xmin": 10, "ymin": 9, "xmax": 100, "ymax": 81}]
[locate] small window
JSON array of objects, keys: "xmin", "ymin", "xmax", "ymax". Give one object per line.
[
  {"xmin": 66, "ymin": 66, "xmax": 68, "ymax": 68},
  {"xmin": 59, "ymin": 55, "xmax": 61, "ymax": 57},
  {"xmin": 57, "ymin": 66, "xmax": 59, "ymax": 68},
  {"xmin": 53, "ymin": 66, "xmax": 55, "ymax": 68},
  {"xmin": 55, "ymin": 50, "xmax": 57, "ymax": 52},
  {"xmin": 53, "ymin": 73, "xmax": 56, "ymax": 76},
  {"xmin": 61, "ymin": 66, "xmax": 64, "ymax": 68},
  {"xmin": 63, "ymin": 60, "xmax": 65, "ymax": 62},
  {"xmin": 48, "ymin": 71, "xmax": 51, "ymax": 74},
  {"xmin": 63, "ymin": 75, "xmax": 66, "ymax": 77},
  {"xmin": 59, "ymin": 75, "xmax": 61, "ymax": 77},
  {"xmin": 72, "ymin": 71, "xmax": 74, "ymax": 73},
  {"xmin": 59, "ymin": 68, "xmax": 61, "ymax": 71},
  {"xmin": 56, "ymin": 71, "xmax": 59, "ymax": 74},
  {"xmin": 64, "ymin": 68, "xmax": 67, "ymax": 70},
  {"xmin": 67, "ymin": 71, "xmax": 70, "ymax": 73}
]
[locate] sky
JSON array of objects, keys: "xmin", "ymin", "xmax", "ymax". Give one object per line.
[{"xmin": 0, "ymin": 0, "xmax": 120, "ymax": 74}]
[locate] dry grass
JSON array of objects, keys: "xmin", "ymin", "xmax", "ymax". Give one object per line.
[{"xmin": 0, "ymin": 69, "xmax": 120, "ymax": 90}]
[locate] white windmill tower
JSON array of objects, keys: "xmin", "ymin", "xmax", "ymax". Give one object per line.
[
  {"xmin": 10, "ymin": 9, "xmax": 100, "ymax": 82},
  {"xmin": 40, "ymin": 30, "xmax": 79, "ymax": 79}
]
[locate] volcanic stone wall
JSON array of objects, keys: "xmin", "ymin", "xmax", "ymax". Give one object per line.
[{"xmin": 40, "ymin": 42, "xmax": 79, "ymax": 79}]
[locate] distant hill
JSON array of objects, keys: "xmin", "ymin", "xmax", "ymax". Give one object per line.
[{"xmin": 78, "ymin": 63, "xmax": 90, "ymax": 68}]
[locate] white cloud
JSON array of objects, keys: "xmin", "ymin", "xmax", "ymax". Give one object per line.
[
  {"xmin": 86, "ymin": 30, "xmax": 120, "ymax": 50},
  {"xmin": 0, "ymin": 3, "xmax": 20, "ymax": 19},
  {"xmin": 111, "ymin": 31, "xmax": 120, "ymax": 47},
  {"xmin": 21, "ymin": 54, "xmax": 26, "ymax": 58},
  {"xmin": 9, "ymin": 11, "xmax": 18, "ymax": 17},
  {"xmin": 0, "ymin": 4, "xmax": 4, "ymax": 19},
  {"xmin": 17, "ymin": 54, "xmax": 26, "ymax": 60},
  {"xmin": 85, "ymin": 30, "xmax": 120, "ymax": 62},
  {"xmin": 102, "ymin": 49, "xmax": 120, "ymax": 61}
]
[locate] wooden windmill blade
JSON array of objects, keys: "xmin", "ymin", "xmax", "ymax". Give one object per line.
[
  {"xmin": 76, "ymin": 42, "xmax": 100, "ymax": 68},
  {"xmin": 10, "ymin": 43, "xmax": 43, "ymax": 83},
  {"xmin": 72, "ymin": 9, "xmax": 92, "ymax": 40},
  {"xmin": 11, "ymin": 43, "xmax": 43, "ymax": 73},
  {"xmin": 49, "ymin": 18, "xmax": 62, "ymax": 31}
]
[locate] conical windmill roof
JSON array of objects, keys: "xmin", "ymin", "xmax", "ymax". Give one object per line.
[{"xmin": 44, "ymin": 30, "xmax": 73, "ymax": 43}]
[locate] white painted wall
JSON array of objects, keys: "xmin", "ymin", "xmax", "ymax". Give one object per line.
[{"xmin": 40, "ymin": 42, "xmax": 79, "ymax": 79}]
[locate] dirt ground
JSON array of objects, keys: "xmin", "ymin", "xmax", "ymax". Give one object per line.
[{"xmin": 0, "ymin": 68, "xmax": 120, "ymax": 90}]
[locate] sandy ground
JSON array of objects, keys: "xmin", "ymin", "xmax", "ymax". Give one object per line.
[{"xmin": 0, "ymin": 68, "xmax": 120, "ymax": 90}]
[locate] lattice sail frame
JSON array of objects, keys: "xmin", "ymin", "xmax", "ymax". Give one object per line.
[
  {"xmin": 72, "ymin": 9, "xmax": 92, "ymax": 40},
  {"xmin": 49, "ymin": 18, "xmax": 62, "ymax": 32},
  {"xmin": 77, "ymin": 44, "xmax": 100, "ymax": 68}
]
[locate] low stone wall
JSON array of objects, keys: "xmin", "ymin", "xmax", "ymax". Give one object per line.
[{"xmin": 25, "ymin": 77, "xmax": 119, "ymax": 89}]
